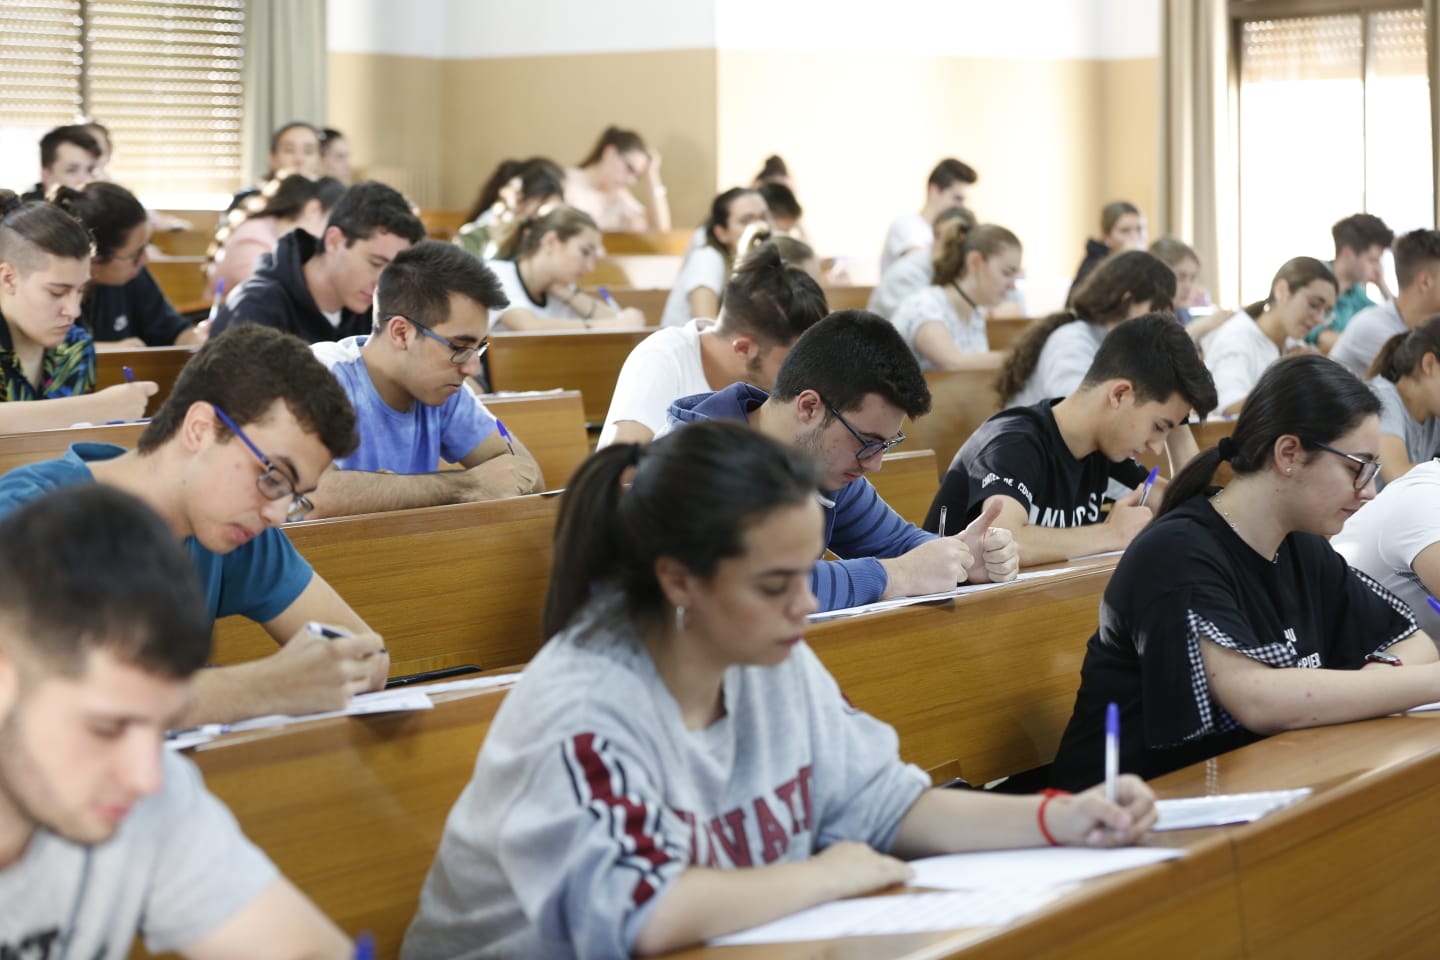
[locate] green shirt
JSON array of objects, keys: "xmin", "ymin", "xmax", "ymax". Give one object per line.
[{"xmin": 1306, "ymin": 269, "xmax": 1374, "ymax": 344}]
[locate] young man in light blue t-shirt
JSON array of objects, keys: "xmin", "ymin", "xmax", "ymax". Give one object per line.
[{"xmin": 310, "ymin": 241, "xmax": 543, "ymax": 518}]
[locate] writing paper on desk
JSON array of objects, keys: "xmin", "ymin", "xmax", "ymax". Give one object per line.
[
  {"xmin": 906, "ymin": 846, "xmax": 1184, "ymax": 892},
  {"xmin": 1153, "ymin": 788, "xmax": 1311, "ymax": 831},
  {"xmin": 808, "ymin": 565, "xmax": 1088, "ymax": 623},
  {"xmin": 164, "ymin": 688, "xmax": 435, "ymax": 750},
  {"xmin": 710, "ymin": 889, "xmax": 1063, "ymax": 946}
]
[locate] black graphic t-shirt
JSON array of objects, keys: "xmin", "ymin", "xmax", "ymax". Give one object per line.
[
  {"xmin": 923, "ymin": 399, "xmax": 1149, "ymax": 532},
  {"xmin": 1049, "ymin": 496, "xmax": 1417, "ymax": 790}
]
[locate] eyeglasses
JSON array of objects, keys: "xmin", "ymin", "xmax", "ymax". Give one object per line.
[
  {"xmin": 211, "ymin": 406, "xmax": 315, "ymax": 522},
  {"xmin": 1308, "ymin": 440, "xmax": 1381, "ymax": 490},
  {"xmin": 822, "ymin": 398, "xmax": 906, "ymax": 462},
  {"xmin": 385, "ymin": 315, "xmax": 487, "ymax": 366}
]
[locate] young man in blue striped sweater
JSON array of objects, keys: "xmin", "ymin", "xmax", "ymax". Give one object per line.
[{"xmin": 665, "ymin": 309, "xmax": 1017, "ymax": 611}]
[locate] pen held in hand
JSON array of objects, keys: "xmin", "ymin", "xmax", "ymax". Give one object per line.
[
  {"xmin": 938, "ymin": 505, "xmax": 947, "ymax": 539},
  {"xmin": 122, "ymin": 365, "xmax": 135, "ymax": 384},
  {"xmin": 1139, "ymin": 466, "xmax": 1159, "ymax": 507},
  {"xmin": 1105, "ymin": 701, "xmax": 1120, "ymax": 806}
]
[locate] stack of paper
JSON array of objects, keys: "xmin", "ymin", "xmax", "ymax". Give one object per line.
[{"xmin": 1153, "ymin": 788, "xmax": 1311, "ymax": 831}]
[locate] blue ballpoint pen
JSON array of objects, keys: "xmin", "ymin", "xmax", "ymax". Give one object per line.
[
  {"xmin": 122, "ymin": 365, "xmax": 135, "ymax": 383},
  {"xmin": 1104, "ymin": 702, "xmax": 1119, "ymax": 805}
]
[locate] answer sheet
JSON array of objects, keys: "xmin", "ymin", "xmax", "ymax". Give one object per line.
[
  {"xmin": 1153, "ymin": 788, "xmax": 1312, "ymax": 831},
  {"xmin": 905, "ymin": 846, "xmax": 1185, "ymax": 891},
  {"xmin": 808, "ymin": 565, "xmax": 1088, "ymax": 623},
  {"xmin": 710, "ymin": 889, "xmax": 1062, "ymax": 946}
]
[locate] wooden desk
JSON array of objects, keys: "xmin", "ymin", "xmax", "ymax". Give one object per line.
[
  {"xmin": 477, "ymin": 390, "xmax": 588, "ymax": 491},
  {"xmin": 419, "ymin": 208, "xmax": 467, "ymax": 241},
  {"xmin": 809, "ymin": 555, "xmax": 1116, "ymax": 785},
  {"xmin": 212, "ymin": 494, "xmax": 560, "ymax": 676},
  {"xmin": 584, "ymin": 286, "xmax": 668, "ymax": 326},
  {"xmin": 870, "ymin": 449, "xmax": 939, "ymax": 527},
  {"xmin": 824, "ymin": 284, "xmax": 874, "ymax": 312},
  {"xmin": 0, "ymin": 422, "xmax": 146, "ymax": 474},
  {"xmin": 601, "ymin": 230, "xmax": 695, "ymax": 256},
  {"xmin": 908, "ymin": 358, "xmax": 1006, "ymax": 477},
  {"xmin": 94, "ymin": 346, "xmax": 194, "ymax": 412},
  {"xmin": 147, "ymin": 258, "xmax": 209, "ymax": 311},
  {"xmin": 486, "ymin": 328, "xmax": 652, "ymax": 425},
  {"xmin": 987, "ymin": 316, "xmax": 1035, "ymax": 352}
]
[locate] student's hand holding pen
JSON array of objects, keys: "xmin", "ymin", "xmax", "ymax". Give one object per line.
[
  {"xmin": 260, "ymin": 623, "xmax": 389, "ymax": 714},
  {"xmin": 1039, "ymin": 775, "xmax": 1157, "ymax": 848}
]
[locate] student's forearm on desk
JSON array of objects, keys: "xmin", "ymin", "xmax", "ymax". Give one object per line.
[
  {"xmin": 1203, "ymin": 637, "xmax": 1440, "ymax": 735},
  {"xmin": 633, "ymin": 854, "xmax": 905, "ymax": 956},
  {"xmin": 308, "ymin": 468, "xmax": 479, "ymax": 518},
  {"xmin": 1011, "ymin": 522, "xmax": 1127, "ymax": 567}
]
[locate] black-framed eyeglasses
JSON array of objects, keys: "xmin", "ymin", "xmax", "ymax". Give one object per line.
[
  {"xmin": 822, "ymin": 397, "xmax": 906, "ymax": 462},
  {"xmin": 212, "ymin": 406, "xmax": 315, "ymax": 522},
  {"xmin": 384, "ymin": 314, "xmax": 488, "ymax": 366},
  {"xmin": 1308, "ymin": 440, "xmax": 1381, "ymax": 490}
]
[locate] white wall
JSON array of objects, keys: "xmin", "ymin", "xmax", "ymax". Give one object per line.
[{"xmin": 328, "ymin": 0, "xmax": 1160, "ymax": 60}]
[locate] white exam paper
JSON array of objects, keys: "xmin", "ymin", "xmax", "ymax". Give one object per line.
[
  {"xmin": 808, "ymin": 566, "xmax": 1088, "ymax": 623},
  {"xmin": 710, "ymin": 888, "xmax": 1062, "ymax": 946},
  {"xmin": 906, "ymin": 846, "xmax": 1184, "ymax": 892},
  {"xmin": 1153, "ymin": 788, "xmax": 1312, "ymax": 831}
]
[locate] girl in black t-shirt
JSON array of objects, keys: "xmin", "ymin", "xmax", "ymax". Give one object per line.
[{"xmin": 1052, "ymin": 354, "xmax": 1440, "ymax": 790}]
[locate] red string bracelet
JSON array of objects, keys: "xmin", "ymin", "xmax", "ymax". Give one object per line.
[{"xmin": 1038, "ymin": 788, "xmax": 1070, "ymax": 846}]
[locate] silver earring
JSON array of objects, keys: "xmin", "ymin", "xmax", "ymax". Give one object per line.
[
  {"xmin": 1286, "ymin": 468, "xmax": 1293, "ymax": 475},
  {"xmin": 675, "ymin": 605, "xmax": 686, "ymax": 632}
]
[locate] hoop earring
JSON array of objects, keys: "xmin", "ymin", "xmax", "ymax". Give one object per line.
[{"xmin": 675, "ymin": 605, "xmax": 687, "ymax": 633}]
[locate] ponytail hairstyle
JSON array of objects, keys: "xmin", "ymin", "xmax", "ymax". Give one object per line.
[
  {"xmin": 542, "ymin": 420, "xmax": 820, "ymax": 638},
  {"xmin": 735, "ymin": 222, "xmax": 815, "ymax": 272},
  {"xmin": 578, "ymin": 126, "xmax": 647, "ymax": 168},
  {"xmin": 754, "ymin": 154, "xmax": 790, "ymax": 185},
  {"xmin": 717, "ymin": 241, "xmax": 827, "ymax": 346},
  {"xmin": 996, "ymin": 249, "xmax": 1175, "ymax": 402},
  {"xmin": 1158, "ymin": 354, "xmax": 1379, "ymax": 516},
  {"xmin": 1242, "ymin": 256, "xmax": 1336, "ymax": 320},
  {"xmin": 1369, "ymin": 314, "xmax": 1440, "ymax": 382},
  {"xmin": 464, "ymin": 156, "xmax": 565, "ymax": 224},
  {"xmin": 756, "ymin": 181, "xmax": 802, "ymax": 226},
  {"xmin": 933, "ymin": 222, "xmax": 1020, "ymax": 287},
  {"xmin": 207, "ymin": 174, "xmax": 345, "ymax": 267},
  {"xmin": 50, "ymin": 182, "xmax": 145, "ymax": 261},
  {"xmin": 0, "ymin": 189, "xmax": 92, "ymax": 275},
  {"xmin": 495, "ymin": 204, "xmax": 598, "ymax": 262},
  {"xmin": 704, "ymin": 187, "xmax": 763, "ymax": 258}
]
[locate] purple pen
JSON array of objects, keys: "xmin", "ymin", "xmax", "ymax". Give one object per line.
[
  {"xmin": 1105, "ymin": 702, "xmax": 1119, "ymax": 804},
  {"xmin": 495, "ymin": 418, "xmax": 515, "ymax": 455}
]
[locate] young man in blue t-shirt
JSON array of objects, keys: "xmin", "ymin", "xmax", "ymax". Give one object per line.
[
  {"xmin": 309, "ymin": 241, "xmax": 542, "ymax": 517},
  {"xmin": 0, "ymin": 324, "xmax": 389, "ymax": 726}
]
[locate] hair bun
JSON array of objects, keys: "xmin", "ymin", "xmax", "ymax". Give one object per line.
[{"xmin": 0, "ymin": 191, "xmax": 21, "ymax": 217}]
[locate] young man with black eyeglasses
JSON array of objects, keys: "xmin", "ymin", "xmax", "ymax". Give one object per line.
[
  {"xmin": 664, "ymin": 309, "xmax": 1018, "ymax": 612},
  {"xmin": 307, "ymin": 241, "xmax": 542, "ymax": 518},
  {"xmin": 0, "ymin": 324, "xmax": 390, "ymax": 725}
]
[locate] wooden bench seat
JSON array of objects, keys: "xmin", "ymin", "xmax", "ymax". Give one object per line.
[{"xmin": 486, "ymin": 328, "xmax": 652, "ymax": 425}]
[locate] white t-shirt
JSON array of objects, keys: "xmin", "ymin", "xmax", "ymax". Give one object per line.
[
  {"xmin": 484, "ymin": 259, "xmax": 580, "ymax": 329},
  {"xmin": 0, "ymin": 750, "xmax": 277, "ymax": 958},
  {"xmin": 1369, "ymin": 375, "xmax": 1440, "ymax": 484},
  {"xmin": 1333, "ymin": 460, "xmax": 1440, "ymax": 642},
  {"xmin": 563, "ymin": 167, "xmax": 647, "ymax": 232},
  {"xmin": 1330, "ymin": 300, "xmax": 1406, "ymax": 377},
  {"xmin": 661, "ymin": 244, "xmax": 726, "ymax": 328},
  {"xmin": 1008, "ymin": 320, "xmax": 1108, "ymax": 408},
  {"xmin": 880, "ymin": 212, "xmax": 931, "ymax": 274},
  {"xmin": 599, "ymin": 319, "xmax": 712, "ymax": 446},
  {"xmin": 1202, "ymin": 310, "xmax": 1281, "ymax": 412},
  {"xmin": 889, "ymin": 286, "xmax": 988, "ymax": 371},
  {"xmin": 869, "ymin": 248, "xmax": 932, "ymax": 319}
]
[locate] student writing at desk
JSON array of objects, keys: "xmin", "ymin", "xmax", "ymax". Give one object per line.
[
  {"xmin": 1051, "ymin": 355, "xmax": 1440, "ymax": 790},
  {"xmin": 0, "ymin": 486, "xmax": 352, "ymax": 959},
  {"xmin": 402, "ymin": 421, "xmax": 1156, "ymax": 960},
  {"xmin": 664, "ymin": 310, "xmax": 1019, "ymax": 611},
  {"xmin": 0, "ymin": 193, "xmax": 156, "ymax": 433},
  {"xmin": 309, "ymin": 241, "xmax": 543, "ymax": 516},
  {"xmin": 0, "ymin": 326, "xmax": 388, "ymax": 725},
  {"xmin": 925, "ymin": 315, "xmax": 1217, "ymax": 565}
]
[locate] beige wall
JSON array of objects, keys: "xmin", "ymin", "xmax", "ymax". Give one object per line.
[
  {"xmin": 330, "ymin": 49, "xmax": 718, "ymax": 226},
  {"xmin": 329, "ymin": 47, "xmax": 1159, "ymax": 285}
]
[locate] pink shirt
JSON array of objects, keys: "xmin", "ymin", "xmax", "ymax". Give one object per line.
[
  {"xmin": 211, "ymin": 216, "xmax": 281, "ymax": 295},
  {"xmin": 564, "ymin": 167, "xmax": 648, "ymax": 232}
]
